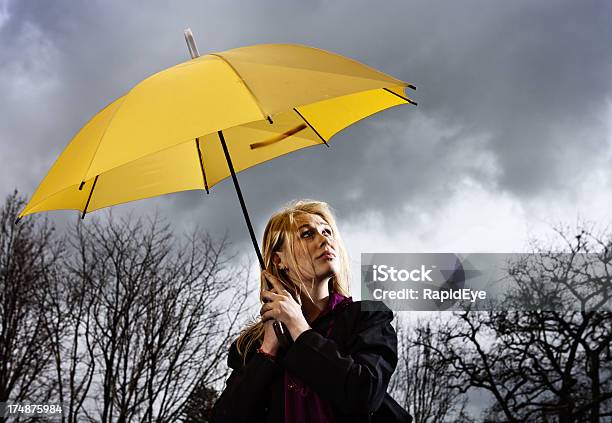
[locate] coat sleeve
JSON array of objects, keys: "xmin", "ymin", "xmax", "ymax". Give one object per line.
[
  {"xmin": 281, "ymin": 306, "xmax": 398, "ymax": 415},
  {"xmin": 211, "ymin": 341, "xmax": 282, "ymax": 423}
]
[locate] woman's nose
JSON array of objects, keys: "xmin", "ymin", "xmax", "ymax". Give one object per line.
[{"xmin": 316, "ymin": 230, "xmax": 331, "ymax": 245}]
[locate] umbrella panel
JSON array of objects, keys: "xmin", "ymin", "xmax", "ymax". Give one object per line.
[{"xmin": 20, "ymin": 86, "xmax": 410, "ymax": 217}]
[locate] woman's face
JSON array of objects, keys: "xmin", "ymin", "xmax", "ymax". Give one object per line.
[{"xmin": 276, "ymin": 213, "xmax": 339, "ymax": 284}]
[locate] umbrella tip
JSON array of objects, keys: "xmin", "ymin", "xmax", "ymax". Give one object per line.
[
  {"xmin": 14, "ymin": 216, "xmax": 22, "ymax": 225},
  {"xmin": 79, "ymin": 181, "xmax": 85, "ymax": 190},
  {"xmin": 184, "ymin": 28, "xmax": 200, "ymax": 59},
  {"xmin": 408, "ymin": 84, "xmax": 417, "ymax": 90}
]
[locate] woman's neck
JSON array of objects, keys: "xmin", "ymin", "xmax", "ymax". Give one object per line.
[{"xmin": 300, "ymin": 277, "xmax": 331, "ymax": 323}]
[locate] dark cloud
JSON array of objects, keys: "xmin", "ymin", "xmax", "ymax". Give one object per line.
[{"xmin": 1, "ymin": 0, "xmax": 611, "ymax": 252}]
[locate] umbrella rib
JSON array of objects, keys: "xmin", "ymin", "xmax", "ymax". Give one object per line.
[
  {"xmin": 383, "ymin": 87, "xmax": 418, "ymax": 106},
  {"xmin": 81, "ymin": 175, "xmax": 99, "ymax": 219},
  {"xmin": 293, "ymin": 108, "xmax": 329, "ymax": 147},
  {"xmin": 80, "ymin": 95, "xmax": 128, "ymax": 184},
  {"xmin": 195, "ymin": 138, "xmax": 210, "ymax": 194},
  {"xmin": 209, "ymin": 53, "xmax": 274, "ymax": 124}
]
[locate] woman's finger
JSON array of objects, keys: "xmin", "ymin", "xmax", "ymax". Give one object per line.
[
  {"xmin": 261, "ymin": 290, "xmax": 282, "ymax": 302},
  {"xmin": 260, "ymin": 302, "xmax": 276, "ymax": 316},
  {"xmin": 261, "ymin": 309, "xmax": 278, "ymax": 322}
]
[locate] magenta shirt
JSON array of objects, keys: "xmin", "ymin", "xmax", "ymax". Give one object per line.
[{"xmin": 283, "ymin": 292, "xmax": 353, "ymax": 423}]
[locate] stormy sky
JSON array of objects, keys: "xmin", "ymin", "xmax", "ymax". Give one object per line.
[{"xmin": 1, "ymin": 0, "xmax": 612, "ymax": 294}]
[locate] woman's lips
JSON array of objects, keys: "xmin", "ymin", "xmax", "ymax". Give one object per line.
[{"xmin": 318, "ymin": 251, "xmax": 336, "ymax": 260}]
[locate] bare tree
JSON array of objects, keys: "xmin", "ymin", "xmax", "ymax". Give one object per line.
[
  {"xmin": 0, "ymin": 191, "xmax": 65, "ymax": 423},
  {"xmin": 415, "ymin": 226, "xmax": 612, "ymax": 422},
  {"xmin": 42, "ymin": 211, "xmax": 252, "ymax": 423},
  {"xmin": 389, "ymin": 316, "xmax": 474, "ymax": 423}
]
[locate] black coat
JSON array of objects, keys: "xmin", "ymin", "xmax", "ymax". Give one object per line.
[{"xmin": 211, "ymin": 300, "xmax": 412, "ymax": 423}]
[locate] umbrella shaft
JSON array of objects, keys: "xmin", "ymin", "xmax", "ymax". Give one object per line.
[
  {"xmin": 218, "ymin": 130, "xmax": 292, "ymax": 349},
  {"xmin": 217, "ymin": 130, "xmax": 265, "ymax": 270}
]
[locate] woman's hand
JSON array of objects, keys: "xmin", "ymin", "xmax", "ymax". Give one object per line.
[
  {"xmin": 260, "ymin": 319, "xmax": 281, "ymax": 356},
  {"xmin": 260, "ymin": 270, "xmax": 312, "ymax": 342}
]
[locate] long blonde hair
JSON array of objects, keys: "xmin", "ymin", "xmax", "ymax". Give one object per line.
[{"xmin": 235, "ymin": 200, "xmax": 351, "ymax": 363}]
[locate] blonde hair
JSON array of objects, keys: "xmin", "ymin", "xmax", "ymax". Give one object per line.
[{"xmin": 235, "ymin": 200, "xmax": 351, "ymax": 363}]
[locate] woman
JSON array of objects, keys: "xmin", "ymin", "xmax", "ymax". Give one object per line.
[{"xmin": 211, "ymin": 200, "xmax": 412, "ymax": 423}]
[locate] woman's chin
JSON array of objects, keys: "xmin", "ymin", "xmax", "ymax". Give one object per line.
[{"xmin": 318, "ymin": 263, "xmax": 338, "ymax": 279}]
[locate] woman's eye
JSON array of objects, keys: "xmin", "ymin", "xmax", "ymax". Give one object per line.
[{"xmin": 300, "ymin": 227, "xmax": 331, "ymax": 238}]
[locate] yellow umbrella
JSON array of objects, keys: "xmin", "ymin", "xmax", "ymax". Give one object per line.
[
  {"xmin": 17, "ymin": 30, "xmax": 417, "ymax": 345},
  {"xmin": 17, "ymin": 31, "xmax": 417, "ymax": 267}
]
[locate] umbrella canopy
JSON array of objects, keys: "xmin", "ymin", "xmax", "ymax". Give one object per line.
[{"xmin": 17, "ymin": 43, "xmax": 416, "ymax": 219}]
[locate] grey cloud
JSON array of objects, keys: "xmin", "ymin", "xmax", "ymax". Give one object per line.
[{"xmin": 1, "ymin": 0, "xmax": 611, "ymax": 251}]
